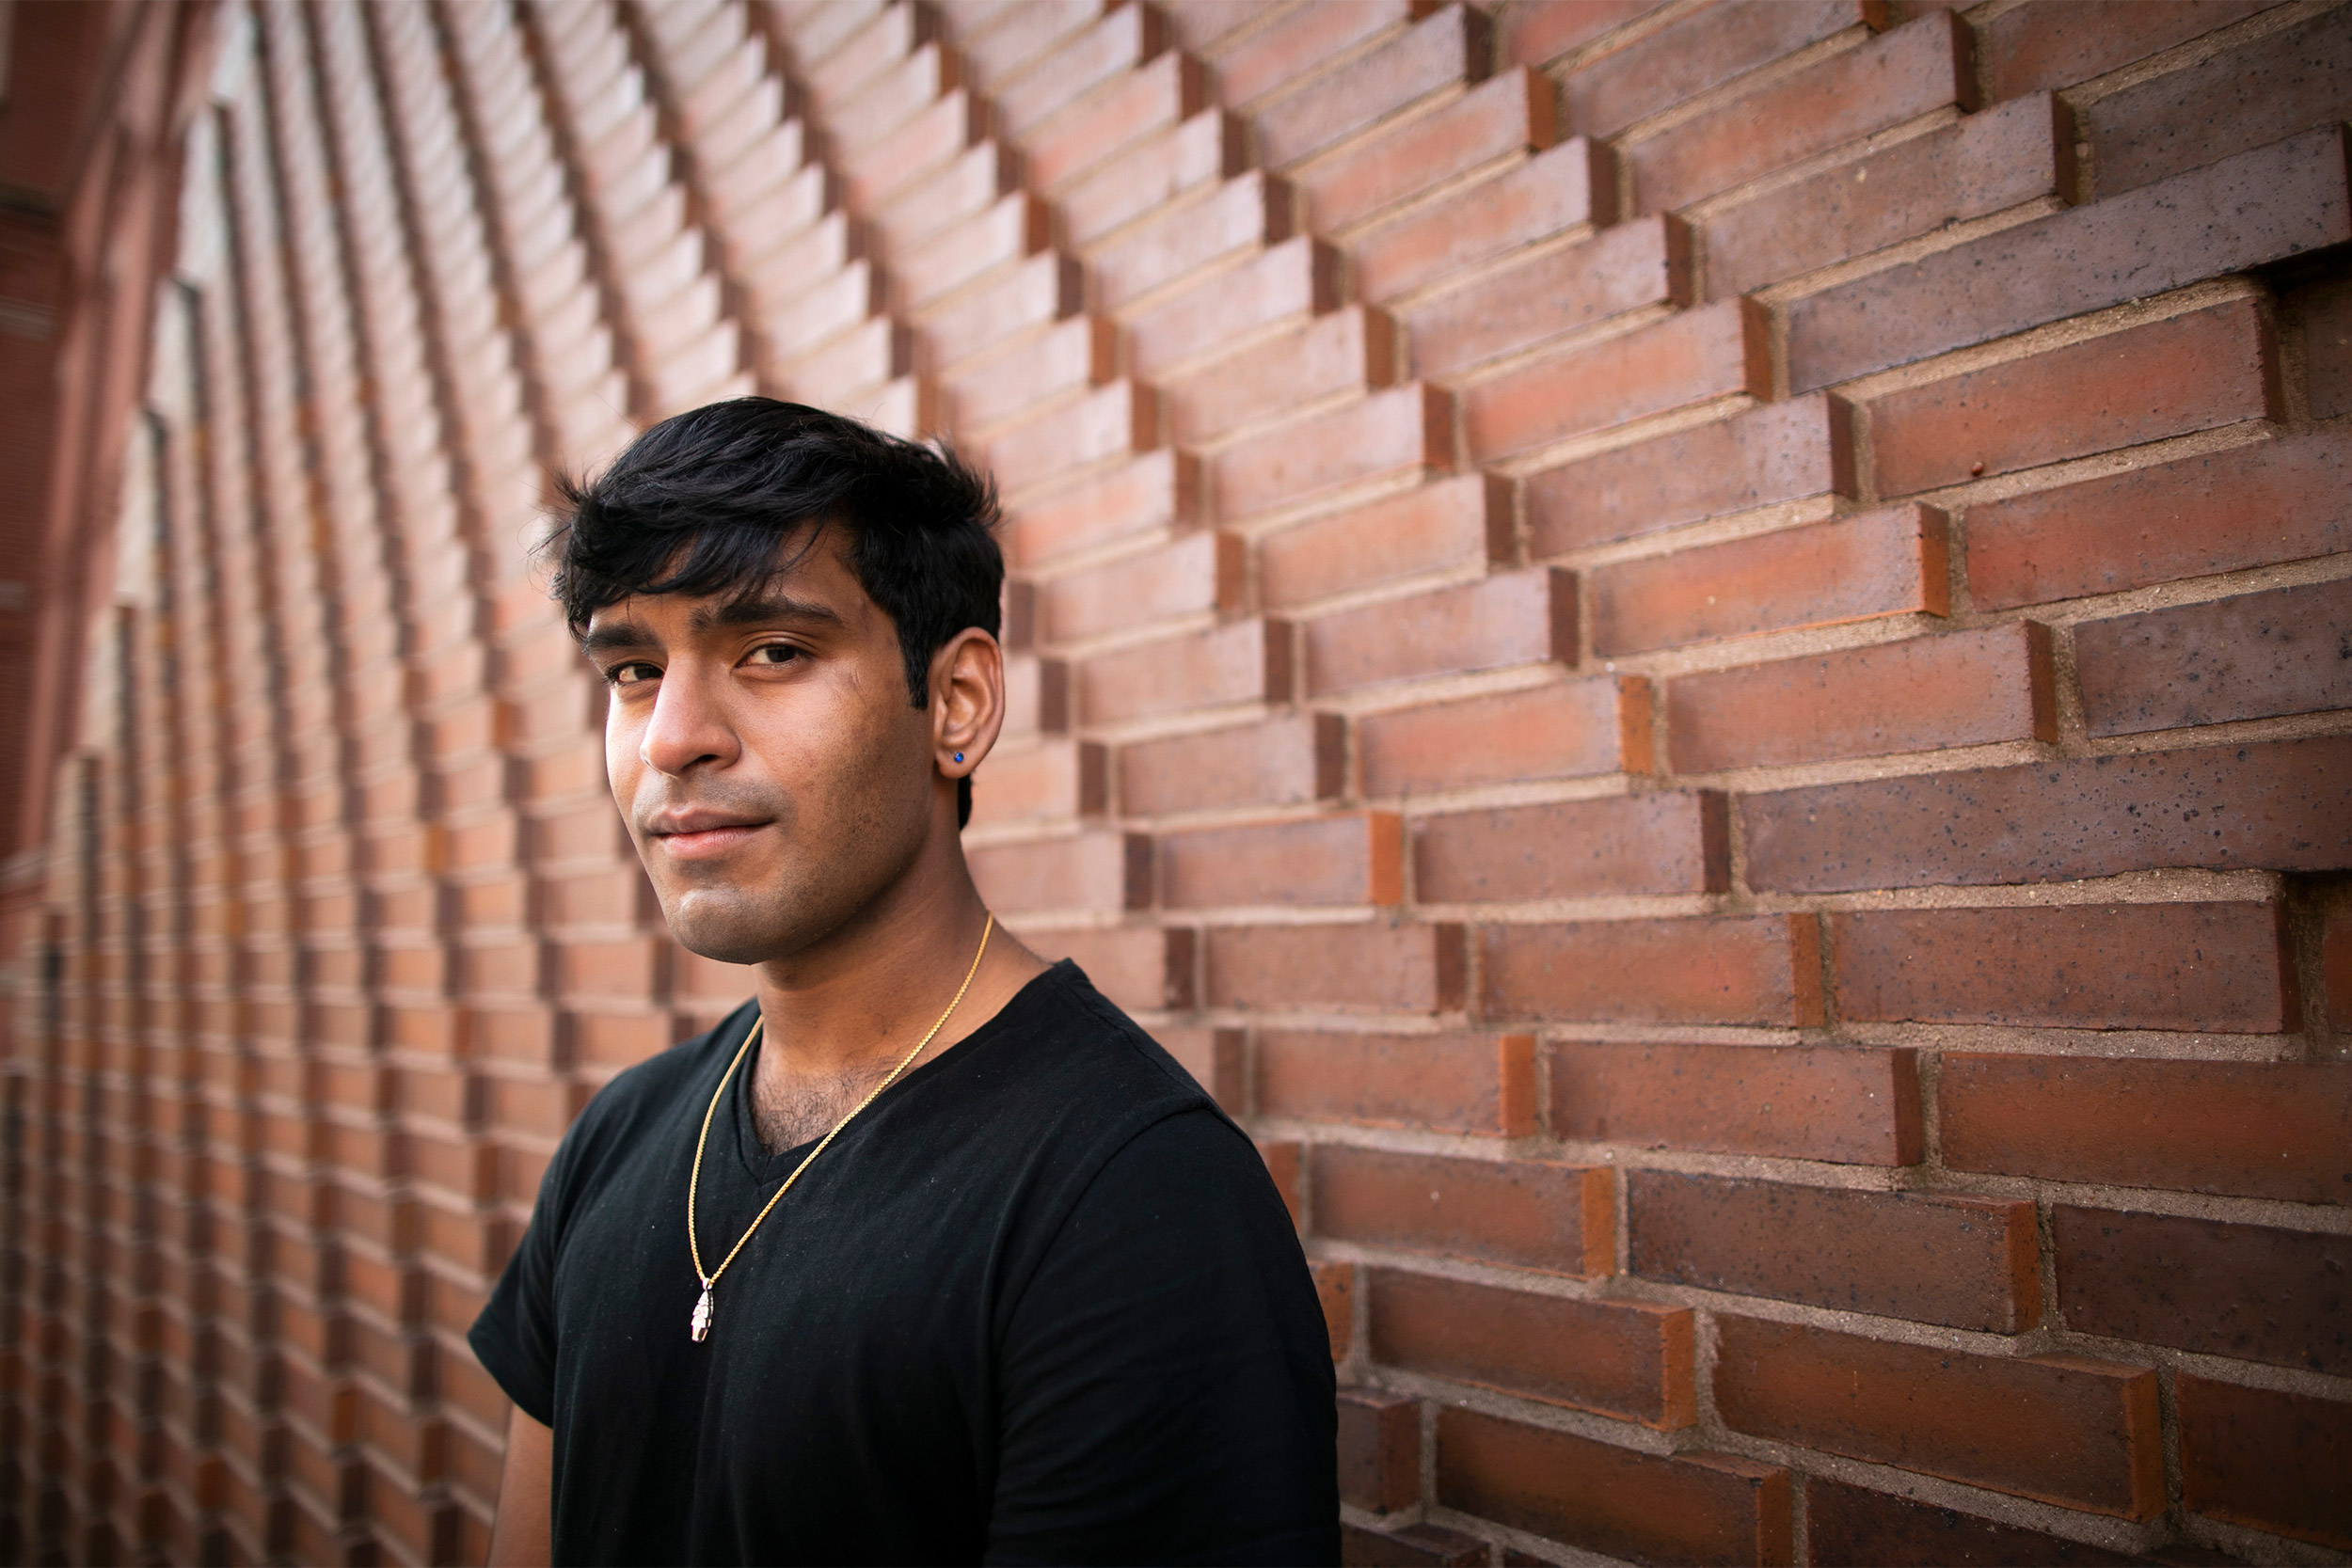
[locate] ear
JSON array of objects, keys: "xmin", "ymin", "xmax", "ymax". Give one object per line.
[{"xmin": 930, "ymin": 628, "xmax": 1006, "ymax": 784}]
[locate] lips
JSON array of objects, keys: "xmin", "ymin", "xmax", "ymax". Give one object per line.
[{"xmin": 644, "ymin": 808, "xmax": 772, "ymax": 861}]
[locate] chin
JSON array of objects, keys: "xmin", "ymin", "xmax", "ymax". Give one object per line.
[{"xmin": 661, "ymin": 888, "xmax": 802, "ymax": 967}]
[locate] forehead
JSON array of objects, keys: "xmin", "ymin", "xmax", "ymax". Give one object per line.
[{"xmin": 583, "ymin": 533, "xmax": 878, "ymax": 638}]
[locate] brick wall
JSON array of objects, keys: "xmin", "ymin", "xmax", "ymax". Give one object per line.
[{"xmin": 5, "ymin": 0, "xmax": 2349, "ymax": 1563}]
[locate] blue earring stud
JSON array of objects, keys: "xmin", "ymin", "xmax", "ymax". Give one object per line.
[{"xmin": 953, "ymin": 752, "xmax": 964, "ymax": 764}]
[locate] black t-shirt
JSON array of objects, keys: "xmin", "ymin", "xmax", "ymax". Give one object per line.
[{"xmin": 469, "ymin": 961, "xmax": 1339, "ymax": 1565}]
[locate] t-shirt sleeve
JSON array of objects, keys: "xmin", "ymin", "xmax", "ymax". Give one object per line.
[
  {"xmin": 467, "ymin": 1146, "xmax": 569, "ymax": 1428},
  {"xmin": 985, "ymin": 1107, "xmax": 1340, "ymax": 1567}
]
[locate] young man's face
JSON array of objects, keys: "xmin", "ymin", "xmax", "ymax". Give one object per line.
[{"xmin": 583, "ymin": 531, "xmax": 942, "ymax": 966}]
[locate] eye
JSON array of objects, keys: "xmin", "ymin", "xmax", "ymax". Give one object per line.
[
  {"xmin": 605, "ymin": 660, "xmax": 660, "ymax": 688},
  {"xmin": 745, "ymin": 643, "xmax": 802, "ymax": 668}
]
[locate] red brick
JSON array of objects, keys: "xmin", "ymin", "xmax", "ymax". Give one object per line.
[
  {"xmin": 1093, "ymin": 170, "xmax": 1291, "ymax": 311},
  {"xmin": 1483, "ymin": 915, "xmax": 1826, "ymax": 1026},
  {"xmin": 1255, "ymin": 1030, "xmax": 1534, "ymax": 1135},
  {"xmin": 1630, "ymin": 1171, "xmax": 2039, "ymax": 1333},
  {"xmin": 1203, "ymin": 922, "xmax": 1466, "ymax": 1013},
  {"xmin": 1039, "ymin": 530, "xmax": 1240, "ymax": 646},
  {"xmin": 1971, "ymin": 427, "xmax": 2352, "ymax": 610},
  {"xmin": 1788, "ymin": 125, "xmax": 2352, "ymax": 392},
  {"xmin": 823, "ymin": 42, "xmax": 959, "ymax": 151},
  {"xmin": 893, "ymin": 192, "xmax": 1049, "ymax": 311},
  {"xmin": 759, "ymin": 260, "xmax": 880, "ymax": 366},
  {"xmin": 965, "ymin": 830, "xmax": 1150, "ymax": 914},
  {"xmin": 1356, "ymin": 135, "xmax": 1611, "ymax": 307},
  {"xmin": 1715, "ymin": 1315, "xmax": 2162, "ymax": 1518},
  {"xmin": 919, "ymin": 251, "xmax": 1081, "ymax": 372},
  {"xmin": 1496, "ymin": 0, "xmax": 1669, "ymax": 70},
  {"xmin": 1667, "ymin": 623, "xmax": 2054, "ymax": 772},
  {"xmin": 2328, "ymin": 903, "xmax": 2352, "ymax": 1022},
  {"xmin": 1370, "ymin": 1270, "xmax": 1693, "ymax": 1426},
  {"xmin": 1550, "ymin": 1040, "xmax": 1921, "ymax": 1164},
  {"xmin": 1022, "ymin": 926, "xmax": 1193, "ymax": 1013},
  {"xmin": 1003, "ymin": 449, "xmax": 1197, "ymax": 569},
  {"xmin": 1626, "ymin": 12, "xmax": 1974, "ymax": 214},
  {"xmin": 1116, "ymin": 712, "xmax": 1343, "ymax": 818},
  {"xmin": 1527, "ymin": 392, "xmax": 1853, "ymax": 555},
  {"xmin": 1359, "ymin": 676, "xmax": 1649, "ymax": 798},
  {"xmin": 1939, "ymin": 1054, "xmax": 2352, "ymax": 1206},
  {"xmin": 1002, "ymin": 653, "xmax": 1071, "ymax": 738},
  {"xmin": 1740, "ymin": 734, "xmax": 2352, "ymax": 892},
  {"xmin": 1978, "ymin": 0, "xmax": 2270, "ymax": 103},
  {"xmin": 1259, "ymin": 1138, "xmax": 1302, "ymax": 1221},
  {"xmin": 1465, "ymin": 298, "xmax": 1768, "ymax": 464},
  {"xmin": 1804, "ymin": 1476, "xmax": 2146, "ymax": 1568},
  {"xmin": 1592, "ymin": 502, "xmax": 1948, "ymax": 657},
  {"xmin": 871, "ymin": 141, "xmax": 1015, "ymax": 254},
  {"xmin": 1059, "ymin": 104, "xmax": 1244, "ymax": 247},
  {"xmin": 1127, "ymin": 235, "xmax": 1342, "ymax": 376},
  {"xmin": 1165, "ymin": 306, "xmax": 1396, "ymax": 448},
  {"xmin": 1870, "ymin": 297, "xmax": 2278, "ymax": 497},
  {"xmin": 1153, "ymin": 1025, "xmax": 1244, "ymax": 1110},
  {"xmin": 2075, "ymin": 576, "xmax": 2352, "ymax": 738},
  {"xmin": 1406, "ymin": 214, "xmax": 1687, "ymax": 381},
  {"xmin": 1301, "ymin": 67, "xmax": 1558, "ymax": 237},
  {"xmin": 1302, "ymin": 567, "xmax": 1576, "ymax": 697},
  {"xmin": 2288, "ymin": 270, "xmax": 2352, "ymax": 420},
  {"xmin": 838, "ymin": 87, "xmax": 986, "ymax": 209},
  {"xmin": 2178, "ymin": 1376, "xmax": 2352, "ymax": 1549},
  {"xmin": 1158, "ymin": 812, "xmax": 1401, "ymax": 909},
  {"xmin": 1436, "ymin": 1407, "xmax": 1791, "ymax": 1567},
  {"xmin": 779, "ymin": 314, "xmax": 909, "ymax": 408},
  {"xmin": 2055, "ymin": 1205, "xmax": 2351, "ymax": 1375},
  {"xmin": 965, "ymin": 738, "xmax": 1106, "ymax": 828},
  {"xmin": 2087, "ymin": 6, "xmax": 2352, "ymax": 198},
  {"xmin": 1255, "ymin": 6, "xmax": 1488, "ymax": 170},
  {"xmin": 1337, "ymin": 1387, "xmax": 1419, "ymax": 1513},
  {"xmin": 986, "ymin": 379, "xmax": 1154, "ymax": 497},
  {"xmin": 1311, "ymin": 1148, "xmax": 1613, "ymax": 1275},
  {"xmin": 1212, "ymin": 383, "xmax": 1451, "ymax": 522},
  {"xmin": 955, "ymin": 0, "xmax": 1104, "ymax": 88},
  {"xmin": 1259, "ymin": 472, "xmax": 1503, "ymax": 610},
  {"xmin": 1702, "ymin": 90, "xmax": 2071, "ymax": 302},
  {"xmin": 1024, "ymin": 50, "xmax": 1206, "ymax": 192},
  {"xmin": 1074, "ymin": 617, "xmax": 1291, "ymax": 726},
  {"xmin": 801, "ymin": 5, "xmax": 929, "ymax": 105},
  {"xmin": 942, "ymin": 314, "xmax": 1114, "ymax": 438},
  {"xmin": 1414, "ymin": 792, "xmax": 1727, "ymax": 903},
  {"xmin": 1212, "ymin": 0, "xmax": 1425, "ymax": 108},
  {"xmin": 995, "ymin": 4, "xmax": 1166, "ymax": 139},
  {"xmin": 1312, "ymin": 1259, "xmax": 1353, "ymax": 1357},
  {"xmin": 1572, "ymin": 2, "xmax": 1868, "ymax": 140},
  {"xmin": 1832, "ymin": 901, "xmax": 2291, "ymax": 1033},
  {"xmin": 1156, "ymin": 0, "xmax": 1265, "ymax": 54}
]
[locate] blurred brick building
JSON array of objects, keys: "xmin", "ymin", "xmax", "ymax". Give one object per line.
[{"xmin": 4, "ymin": 0, "xmax": 2350, "ymax": 1562}]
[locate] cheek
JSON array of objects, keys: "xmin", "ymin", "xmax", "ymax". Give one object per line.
[{"xmin": 605, "ymin": 704, "xmax": 644, "ymax": 811}]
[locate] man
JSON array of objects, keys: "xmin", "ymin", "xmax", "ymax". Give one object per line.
[{"xmin": 468, "ymin": 399, "xmax": 1339, "ymax": 1565}]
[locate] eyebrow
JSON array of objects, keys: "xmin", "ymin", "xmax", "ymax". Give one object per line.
[{"xmin": 578, "ymin": 592, "xmax": 844, "ymax": 656}]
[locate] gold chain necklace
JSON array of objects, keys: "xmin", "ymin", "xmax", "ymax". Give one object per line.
[{"xmin": 685, "ymin": 913, "xmax": 994, "ymax": 1343}]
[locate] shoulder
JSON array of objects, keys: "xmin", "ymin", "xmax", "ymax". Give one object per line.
[{"xmin": 1008, "ymin": 960, "xmax": 1223, "ymax": 1119}]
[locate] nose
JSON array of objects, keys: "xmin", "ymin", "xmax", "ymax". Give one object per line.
[{"xmin": 638, "ymin": 661, "xmax": 739, "ymax": 778}]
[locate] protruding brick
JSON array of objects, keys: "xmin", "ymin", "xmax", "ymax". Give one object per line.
[
  {"xmin": 1093, "ymin": 169, "xmax": 1292, "ymax": 310},
  {"xmin": 1311, "ymin": 1148, "xmax": 1613, "ymax": 1275},
  {"xmin": 1158, "ymin": 812, "xmax": 1402, "ymax": 909},
  {"xmin": 1591, "ymin": 503, "xmax": 1947, "ymax": 656},
  {"xmin": 1211, "ymin": 383, "xmax": 1452, "ymax": 522},
  {"xmin": 965, "ymin": 738, "xmax": 1107, "ymax": 828},
  {"xmin": 1436, "ymin": 1408, "xmax": 1792, "ymax": 1567},
  {"xmin": 987, "ymin": 379, "xmax": 1155, "ymax": 497},
  {"xmin": 1117, "ymin": 712, "xmax": 1343, "ymax": 818},
  {"xmin": 1740, "ymin": 735, "xmax": 2352, "ymax": 892},
  {"xmin": 1867, "ymin": 297, "xmax": 2277, "ymax": 498},
  {"xmin": 1075, "ymin": 616, "xmax": 1291, "ymax": 726},
  {"xmin": 1204, "ymin": 922, "xmax": 1466, "ymax": 1013},
  {"xmin": 1667, "ymin": 623, "xmax": 2054, "ymax": 773},
  {"xmin": 1165, "ymin": 306, "xmax": 1396, "ymax": 449},
  {"xmin": 1804, "ymin": 1476, "xmax": 2146, "ymax": 1568},
  {"xmin": 2181, "ymin": 1377, "xmax": 2352, "ymax": 1549},
  {"xmin": 1337, "ymin": 1387, "xmax": 1420, "ymax": 1513},
  {"xmin": 1311, "ymin": 1259, "xmax": 1353, "ymax": 1359},
  {"xmin": 1258, "ymin": 1138, "xmax": 1302, "ymax": 1222},
  {"xmin": 1483, "ymin": 915, "xmax": 1826, "ymax": 1026},
  {"xmin": 919, "ymin": 251, "xmax": 1082, "ymax": 372},
  {"xmin": 1526, "ymin": 392, "xmax": 1853, "ymax": 555},
  {"xmin": 1356, "ymin": 134, "xmax": 1611, "ymax": 307},
  {"xmin": 1152, "ymin": 1025, "xmax": 1244, "ymax": 1110},
  {"xmin": 1256, "ymin": 1030, "xmax": 1534, "ymax": 1136},
  {"xmin": 1714, "ymin": 1315, "xmax": 2162, "ymax": 1518},
  {"xmin": 1831, "ymin": 901, "xmax": 2292, "ymax": 1033},
  {"xmin": 1020, "ymin": 40, "xmax": 1202, "ymax": 191},
  {"xmin": 1406, "ymin": 214, "xmax": 1687, "ymax": 381},
  {"xmin": 1371, "ymin": 1270, "xmax": 1693, "ymax": 1427},
  {"xmin": 1788, "ymin": 125, "xmax": 2352, "ymax": 392},
  {"xmin": 1303, "ymin": 568, "xmax": 1575, "ymax": 697},
  {"xmin": 1563, "ymin": 0, "xmax": 1866, "ymax": 139},
  {"xmin": 1413, "ymin": 792, "xmax": 1727, "ymax": 903},
  {"xmin": 1059, "ymin": 104, "xmax": 1243, "ymax": 248},
  {"xmin": 1465, "ymin": 297, "xmax": 1769, "ymax": 464},
  {"xmin": 1965, "ymin": 425, "xmax": 2352, "ymax": 610},
  {"xmin": 1301, "ymin": 67, "xmax": 1559, "ymax": 239},
  {"xmin": 2075, "ymin": 576, "xmax": 2352, "ymax": 737},
  {"xmin": 1550, "ymin": 1040, "xmax": 1922, "ymax": 1165},
  {"xmin": 2055, "ymin": 1205, "xmax": 2351, "ymax": 1375},
  {"xmin": 1003, "ymin": 449, "xmax": 1197, "ymax": 569},
  {"xmin": 1209, "ymin": 0, "xmax": 1422, "ymax": 106},
  {"xmin": 1259, "ymin": 472, "xmax": 1503, "ymax": 611},
  {"xmin": 1976, "ymin": 0, "xmax": 2270, "ymax": 103},
  {"xmin": 1253, "ymin": 6, "xmax": 1491, "ymax": 171},
  {"xmin": 1128, "ymin": 235, "xmax": 1342, "ymax": 376},
  {"xmin": 1630, "ymin": 1171, "xmax": 2039, "ymax": 1333},
  {"xmin": 996, "ymin": 4, "xmax": 1167, "ymax": 138},
  {"xmin": 1359, "ymin": 677, "xmax": 1649, "ymax": 798},
  {"xmin": 966, "ymin": 831, "xmax": 1151, "ymax": 913},
  {"xmin": 1023, "ymin": 925, "xmax": 1193, "ymax": 1013},
  {"xmin": 1039, "ymin": 530, "xmax": 1240, "ymax": 646},
  {"xmin": 1939, "ymin": 1055, "xmax": 2352, "ymax": 1206}
]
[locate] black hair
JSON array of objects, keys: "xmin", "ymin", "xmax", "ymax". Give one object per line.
[{"xmin": 545, "ymin": 397, "xmax": 1004, "ymax": 827}]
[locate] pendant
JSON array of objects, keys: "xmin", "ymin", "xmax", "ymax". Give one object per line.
[{"xmin": 691, "ymin": 1286, "xmax": 714, "ymax": 1342}]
